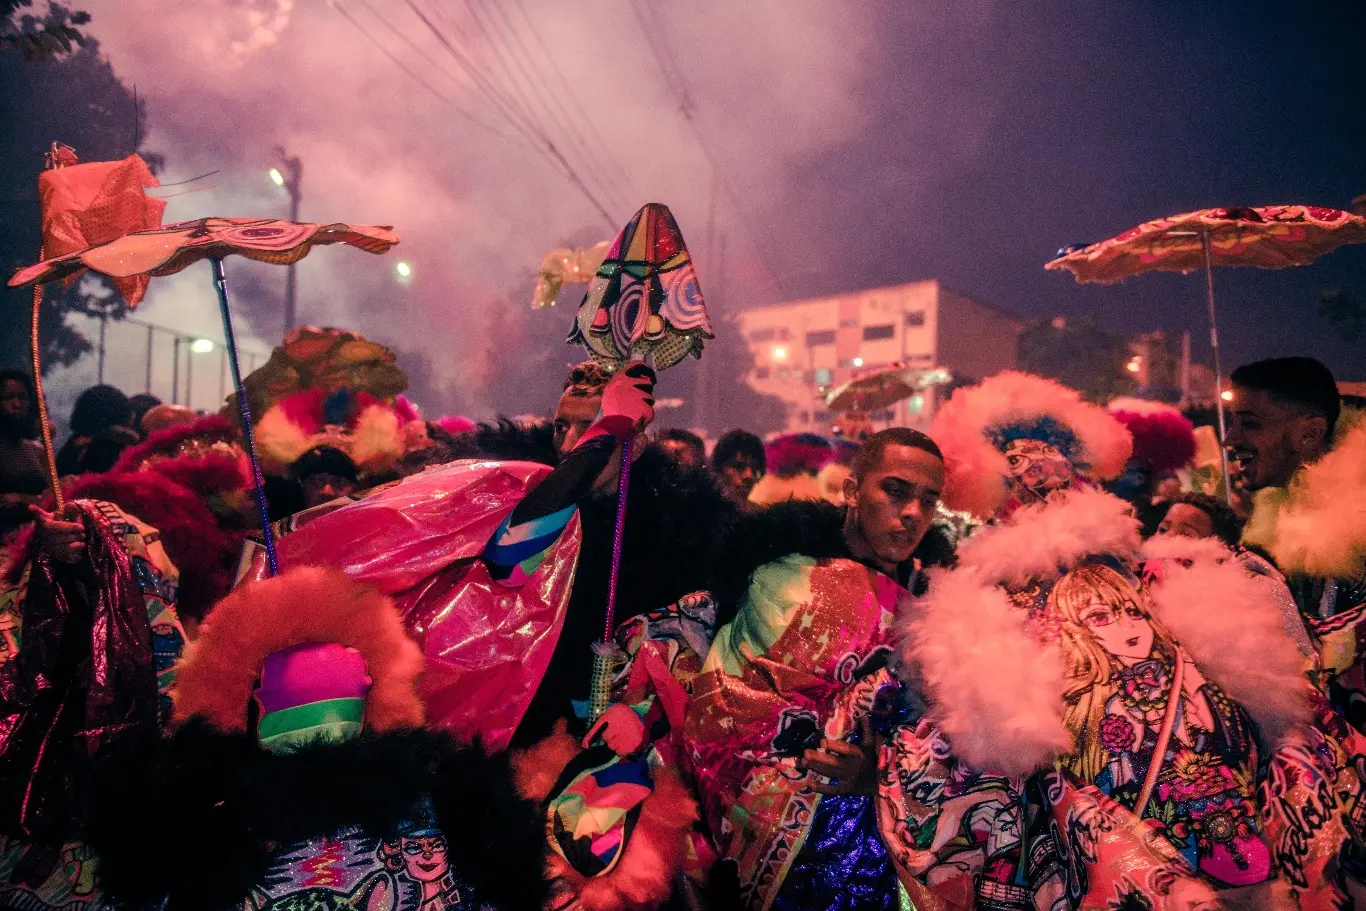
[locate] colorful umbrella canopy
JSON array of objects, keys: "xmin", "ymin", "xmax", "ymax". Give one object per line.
[
  {"xmin": 568, "ymin": 203, "xmax": 713, "ymax": 370},
  {"xmin": 9, "ymin": 217, "xmax": 400, "ymax": 577},
  {"xmin": 8, "ymin": 217, "xmax": 397, "ymax": 289},
  {"xmin": 1044, "ymin": 205, "xmax": 1366, "ymax": 284},
  {"xmin": 824, "ymin": 363, "xmax": 951, "ymax": 414}
]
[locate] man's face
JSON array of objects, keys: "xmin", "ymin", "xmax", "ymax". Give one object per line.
[
  {"xmin": 1225, "ymin": 387, "xmax": 1327, "ymax": 491},
  {"xmin": 553, "ymin": 392, "xmax": 600, "ymax": 457},
  {"xmin": 845, "ymin": 444, "xmax": 944, "ymax": 572},
  {"xmin": 718, "ymin": 455, "xmax": 762, "ymax": 503},
  {"xmin": 1156, "ymin": 503, "xmax": 1214, "ymax": 540}
]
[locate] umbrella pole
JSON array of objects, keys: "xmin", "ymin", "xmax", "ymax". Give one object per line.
[
  {"xmin": 29, "ymin": 270, "xmax": 63, "ymax": 511},
  {"xmin": 1201, "ymin": 231, "xmax": 1233, "ymax": 504},
  {"xmin": 588, "ymin": 435, "xmax": 633, "ymax": 723},
  {"xmin": 211, "ymin": 257, "xmax": 279, "ymax": 576}
]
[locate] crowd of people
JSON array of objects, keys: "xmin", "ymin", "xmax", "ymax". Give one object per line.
[{"xmin": 0, "ymin": 341, "xmax": 1363, "ymax": 911}]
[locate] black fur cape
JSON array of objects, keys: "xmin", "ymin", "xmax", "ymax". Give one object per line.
[
  {"xmin": 709, "ymin": 499, "xmax": 957, "ymax": 626},
  {"xmin": 513, "ymin": 446, "xmax": 736, "ymax": 745},
  {"xmin": 85, "ymin": 723, "xmax": 547, "ymax": 911}
]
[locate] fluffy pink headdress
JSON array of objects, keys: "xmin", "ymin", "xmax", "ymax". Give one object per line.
[
  {"xmin": 930, "ymin": 371, "xmax": 1132, "ymax": 519},
  {"xmin": 764, "ymin": 432, "xmax": 834, "ymax": 478},
  {"xmin": 1106, "ymin": 398, "xmax": 1196, "ymax": 474}
]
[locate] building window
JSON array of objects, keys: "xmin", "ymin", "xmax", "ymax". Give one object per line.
[
  {"xmin": 814, "ymin": 368, "xmax": 832, "ymax": 385},
  {"xmin": 750, "ymin": 327, "xmax": 775, "ymax": 342},
  {"xmin": 839, "ymin": 318, "xmax": 859, "ymax": 329},
  {"xmin": 754, "ymin": 366, "xmax": 770, "ymax": 379},
  {"xmin": 908, "ymin": 353, "xmax": 933, "ymax": 365},
  {"xmin": 871, "ymin": 409, "xmax": 894, "ymax": 421},
  {"xmin": 806, "ymin": 330, "xmax": 836, "ymax": 346},
  {"xmin": 776, "ymin": 327, "xmax": 791, "ymax": 340},
  {"xmin": 862, "ymin": 324, "xmax": 895, "ymax": 341},
  {"xmin": 904, "ymin": 311, "xmax": 925, "ymax": 327}
]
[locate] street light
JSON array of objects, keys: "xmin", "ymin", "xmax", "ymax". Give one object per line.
[
  {"xmin": 1220, "ymin": 390, "xmax": 1234, "ymax": 402},
  {"xmin": 852, "ymin": 356, "xmax": 864, "ymax": 368},
  {"xmin": 190, "ymin": 338, "xmax": 215, "ymax": 354},
  {"xmin": 268, "ymin": 147, "xmax": 303, "ymax": 333},
  {"xmin": 395, "ymin": 261, "xmax": 412, "ymax": 280},
  {"xmin": 772, "ymin": 345, "xmax": 787, "ymax": 361}
]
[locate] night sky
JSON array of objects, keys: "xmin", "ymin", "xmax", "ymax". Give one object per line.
[{"xmin": 39, "ymin": 1, "xmax": 1366, "ymax": 418}]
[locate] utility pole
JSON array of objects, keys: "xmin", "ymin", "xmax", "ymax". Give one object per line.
[{"xmin": 270, "ymin": 148, "xmax": 303, "ymax": 335}]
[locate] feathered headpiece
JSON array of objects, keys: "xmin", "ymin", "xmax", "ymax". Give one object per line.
[
  {"xmin": 1106, "ymin": 398, "xmax": 1197, "ymax": 474},
  {"xmin": 764, "ymin": 432, "xmax": 834, "ymax": 478},
  {"xmin": 931, "ymin": 371, "xmax": 1132, "ymax": 519},
  {"xmin": 253, "ymin": 387, "xmax": 404, "ymax": 476},
  {"xmin": 172, "ymin": 566, "xmax": 424, "ymax": 734}
]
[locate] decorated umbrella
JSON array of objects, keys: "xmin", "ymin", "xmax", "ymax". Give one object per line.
[
  {"xmin": 562, "ymin": 202, "xmax": 713, "ymax": 718},
  {"xmin": 824, "ymin": 362, "xmax": 951, "ymax": 415},
  {"xmin": 9, "ymin": 216, "xmax": 400, "ymax": 575},
  {"xmin": 1047, "ymin": 205, "xmax": 1366, "ymax": 498}
]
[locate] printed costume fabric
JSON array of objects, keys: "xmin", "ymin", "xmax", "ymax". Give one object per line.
[
  {"xmin": 238, "ymin": 459, "xmax": 581, "ymax": 751},
  {"xmin": 684, "ymin": 556, "xmax": 904, "ymax": 910},
  {"xmin": 0, "ymin": 500, "xmax": 185, "ymax": 911}
]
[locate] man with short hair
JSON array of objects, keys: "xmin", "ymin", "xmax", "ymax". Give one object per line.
[
  {"xmin": 710, "ymin": 429, "xmax": 765, "ymax": 505},
  {"xmin": 686, "ymin": 427, "xmax": 949, "ymax": 909},
  {"xmin": 1226, "ymin": 356, "xmax": 1340, "ymax": 492}
]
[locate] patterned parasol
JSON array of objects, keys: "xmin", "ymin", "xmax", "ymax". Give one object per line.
[
  {"xmin": 1046, "ymin": 204, "xmax": 1366, "ymax": 501},
  {"xmin": 10, "ymin": 217, "xmax": 400, "ymax": 575},
  {"xmin": 568, "ymin": 203, "xmax": 713, "ymax": 370},
  {"xmin": 824, "ymin": 363, "xmax": 951, "ymax": 414},
  {"xmin": 1044, "ymin": 205, "xmax": 1366, "ymax": 284}
]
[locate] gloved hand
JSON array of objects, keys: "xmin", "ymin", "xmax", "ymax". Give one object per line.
[{"xmin": 577, "ymin": 361, "xmax": 656, "ymax": 447}]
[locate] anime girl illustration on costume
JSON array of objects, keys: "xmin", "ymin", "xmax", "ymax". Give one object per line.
[{"xmin": 1035, "ymin": 559, "xmax": 1270, "ymax": 886}]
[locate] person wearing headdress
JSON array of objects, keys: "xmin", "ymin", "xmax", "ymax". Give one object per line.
[
  {"xmin": 684, "ymin": 428, "xmax": 952, "ymax": 910},
  {"xmin": 891, "ymin": 371, "xmax": 1318, "ymax": 907},
  {"xmin": 747, "ymin": 433, "xmax": 832, "ymax": 506},
  {"xmin": 85, "ymin": 566, "xmax": 547, "ymax": 911},
  {"xmin": 1106, "ymin": 397, "xmax": 1198, "ymax": 537}
]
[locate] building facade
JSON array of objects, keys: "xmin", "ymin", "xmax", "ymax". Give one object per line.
[{"xmin": 738, "ymin": 280, "xmax": 1022, "ymax": 434}]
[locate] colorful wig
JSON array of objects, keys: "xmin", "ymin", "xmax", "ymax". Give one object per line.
[
  {"xmin": 172, "ymin": 566, "xmax": 424, "ymax": 733},
  {"xmin": 1105, "ymin": 398, "xmax": 1197, "ymax": 474},
  {"xmin": 930, "ymin": 371, "xmax": 1132, "ymax": 519},
  {"xmin": 253, "ymin": 387, "xmax": 404, "ymax": 476}
]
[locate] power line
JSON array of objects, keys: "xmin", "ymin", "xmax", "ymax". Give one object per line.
[
  {"xmin": 472, "ymin": 0, "xmax": 640, "ymax": 211},
  {"xmin": 331, "ymin": 0, "xmax": 512, "ymax": 141},
  {"xmin": 400, "ymin": 0, "xmax": 619, "ymax": 227},
  {"xmin": 625, "ymin": 0, "xmax": 789, "ymax": 299}
]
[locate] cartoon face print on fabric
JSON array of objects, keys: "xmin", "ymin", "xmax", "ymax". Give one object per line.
[
  {"xmin": 1002, "ymin": 437, "xmax": 1074, "ymax": 508},
  {"xmin": 1035, "ymin": 561, "xmax": 1269, "ymax": 887}
]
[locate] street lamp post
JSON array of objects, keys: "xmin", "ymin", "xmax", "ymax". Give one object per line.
[{"xmin": 270, "ymin": 148, "xmax": 303, "ymax": 335}]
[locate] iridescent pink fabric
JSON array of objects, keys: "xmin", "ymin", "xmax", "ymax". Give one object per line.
[{"xmin": 239, "ymin": 460, "xmax": 581, "ymax": 751}]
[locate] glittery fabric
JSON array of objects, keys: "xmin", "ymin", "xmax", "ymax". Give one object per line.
[
  {"xmin": 772, "ymin": 795, "xmax": 901, "ymax": 911},
  {"xmin": 685, "ymin": 557, "xmax": 902, "ymax": 909},
  {"xmin": 238, "ymin": 459, "xmax": 580, "ymax": 751}
]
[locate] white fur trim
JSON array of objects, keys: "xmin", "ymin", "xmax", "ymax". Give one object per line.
[
  {"xmin": 1247, "ymin": 421, "xmax": 1366, "ymax": 580},
  {"xmin": 931, "ymin": 371, "xmax": 1134, "ymax": 518},
  {"xmin": 895, "ymin": 567, "xmax": 1071, "ymax": 776},
  {"xmin": 1145, "ymin": 550, "xmax": 1310, "ymax": 742},
  {"xmin": 956, "ymin": 488, "xmax": 1140, "ymax": 590}
]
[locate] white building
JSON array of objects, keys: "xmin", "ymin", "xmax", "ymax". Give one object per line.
[{"xmin": 738, "ymin": 280, "xmax": 1022, "ymax": 434}]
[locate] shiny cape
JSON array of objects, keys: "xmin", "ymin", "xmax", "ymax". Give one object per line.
[
  {"xmin": 85, "ymin": 723, "xmax": 548, "ymax": 911},
  {"xmin": 684, "ymin": 556, "xmax": 903, "ymax": 909},
  {"xmin": 0, "ymin": 500, "xmax": 166, "ymax": 844},
  {"xmin": 238, "ymin": 459, "xmax": 581, "ymax": 752}
]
